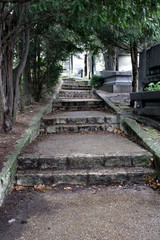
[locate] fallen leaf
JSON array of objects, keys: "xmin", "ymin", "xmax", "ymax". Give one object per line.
[
  {"xmin": 34, "ymin": 184, "xmax": 46, "ymax": 191},
  {"xmin": 114, "ymin": 129, "xmax": 118, "ymax": 133},
  {"xmin": 13, "ymin": 185, "xmax": 29, "ymax": 191},
  {"xmin": 64, "ymin": 187, "xmax": 72, "ymax": 190}
]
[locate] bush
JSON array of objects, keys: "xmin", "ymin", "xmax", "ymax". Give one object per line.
[
  {"xmin": 89, "ymin": 75, "xmax": 104, "ymax": 89},
  {"xmin": 144, "ymin": 81, "xmax": 160, "ymax": 91}
]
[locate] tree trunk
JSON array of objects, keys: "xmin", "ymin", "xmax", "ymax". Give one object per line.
[
  {"xmin": 0, "ymin": 48, "xmax": 12, "ymax": 133},
  {"xmin": 34, "ymin": 40, "xmax": 42, "ymax": 102},
  {"xmin": 103, "ymin": 47, "xmax": 117, "ymax": 71},
  {"xmin": 23, "ymin": 57, "xmax": 31, "ymax": 106},
  {"xmin": 33, "ymin": 37, "xmax": 37, "ymax": 100},
  {"xmin": 92, "ymin": 56, "xmax": 95, "ymax": 75},
  {"xmin": 84, "ymin": 54, "xmax": 87, "ymax": 76},
  {"xmin": 130, "ymin": 41, "xmax": 138, "ymax": 93},
  {"xmin": 6, "ymin": 42, "xmax": 14, "ymax": 114},
  {"xmin": 0, "ymin": 3, "xmax": 29, "ymax": 133},
  {"xmin": 0, "ymin": 11, "xmax": 13, "ymax": 133},
  {"xmin": 12, "ymin": 30, "xmax": 30, "ymax": 122}
]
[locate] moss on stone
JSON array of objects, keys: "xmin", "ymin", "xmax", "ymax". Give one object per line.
[
  {"xmin": 120, "ymin": 116, "xmax": 160, "ymax": 180},
  {"xmin": 0, "ymin": 83, "xmax": 62, "ymax": 206}
]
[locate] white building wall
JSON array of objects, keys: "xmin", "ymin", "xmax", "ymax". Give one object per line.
[
  {"xmin": 118, "ymin": 55, "xmax": 132, "ymax": 71},
  {"xmin": 72, "ymin": 54, "xmax": 84, "ymax": 76},
  {"xmin": 62, "ymin": 52, "xmax": 134, "ymax": 77},
  {"xmin": 95, "ymin": 53, "xmax": 105, "ymax": 75}
]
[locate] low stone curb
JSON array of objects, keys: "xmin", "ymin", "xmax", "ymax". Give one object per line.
[
  {"xmin": 96, "ymin": 90, "xmax": 160, "ymax": 178},
  {"xmin": 95, "ymin": 90, "xmax": 121, "ymax": 113},
  {"xmin": 120, "ymin": 117, "xmax": 160, "ymax": 178},
  {"xmin": 0, "ymin": 81, "xmax": 62, "ymax": 206}
]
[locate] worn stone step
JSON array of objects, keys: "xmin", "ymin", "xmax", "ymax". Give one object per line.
[
  {"xmin": 62, "ymin": 78, "xmax": 75, "ymax": 82},
  {"xmin": 40, "ymin": 111, "xmax": 119, "ymax": 133},
  {"xmin": 52, "ymin": 99, "xmax": 106, "ymax": 111},
  {"xmin": 17, "ymin": 132, "xmax": 153, "ymax": 163},
  {"xmin": 62, "ymin": 85, "xmax": 92, "ymax": 90},
  {"xmin": 53, "ymin": 106, "xmax": 106, "ymax": 111},
  {"xmin": 59, "ymin": 90, "xmax": 94, "ymax": 99},
  {"xmin": 16, "ymin": 167, "xmax": 155, "ymax": 186},
  {"xmin": 41, "ymin": 123, "xmax": 119, "ymax": 134},
  {"xmin": 17, "ymin": 152, "xmax": 152, "ymax": 171},
  {"xmin": 16, "ymin": 132, "xmax": 154, "ymax": 186},
  {"xmin": 41, "ymin": 111, "xmax": 118, "ymax": 125},
  {"xmin": 62, "ymin": 80, "xmax": 90, "ymax": 85}
]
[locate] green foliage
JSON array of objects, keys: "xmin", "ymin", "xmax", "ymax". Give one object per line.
[
  {"xmin": 27, "ymin": 22, "xmax": 83, "ymax": 102},
  {"xmin": 90, "ymin": 75, "xmax": 104, "ymax": 89},
  {"xmin": 144, "ymin": 81, "xmax": 160, "ymax": 91}
]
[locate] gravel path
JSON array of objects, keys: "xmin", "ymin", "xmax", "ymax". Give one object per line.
[{"xmin": 0, "ymin": 185, "xmax": 159, "ymax": 240}]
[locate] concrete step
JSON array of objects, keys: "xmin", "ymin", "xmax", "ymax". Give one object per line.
[
  {"xmin": 17, "ymin": 152, "xmax": 152, "ymax": 171},
  {"xmin": 40, "ymin": 111, "xmax": 119, "ymax": 133},
  {"xmin": 52, "ymin": 99, "xmax": 106, "ymax": 111},
  {"xmin": 59, "ymin": 90, "xmax": 94, "ymax": 99},
  {"xmin": 16, "ymin": 167, "xmax": 155, "ymax": 187},
  {"xmin": 16, "ymin": 132, "xmax": 154, "ymax": 187}
]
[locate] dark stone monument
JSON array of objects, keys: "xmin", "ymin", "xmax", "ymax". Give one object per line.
[{"xmin": 130, "ymin": 44, "xmax": 160, "ymax": 118}]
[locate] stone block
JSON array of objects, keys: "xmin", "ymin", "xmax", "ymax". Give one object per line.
[{"xmin": 100, "ymin": 71, "xmax": 132, "ymax": 93}]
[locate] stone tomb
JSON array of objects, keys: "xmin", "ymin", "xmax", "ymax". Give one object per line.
[
  {"xmin": 130, "ymin": 44, "xmax": 160, "ymax": 118},
  {"xmin": 100, "ymin": 71, "xmax": 132, "ymax": 93}
]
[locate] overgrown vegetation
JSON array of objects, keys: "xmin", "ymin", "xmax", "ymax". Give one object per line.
[{"xmin": 90, "ymin": 75, "xmax": 104, "ymax": 89}]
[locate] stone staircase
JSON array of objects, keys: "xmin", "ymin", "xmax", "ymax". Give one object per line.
[
  {"xmin": 15, "ymin": 78, "xmax": 155, "ymax": 186},
  {"xmin": 40, "ymin": 111, "xmax": 119, "ymax": 134},
  {"xmin": 53, "ymin": 79, "xmax": 106, "ymax": 112},
  {"xmin": 52, "ymin": 99, "xmax": 106, "ymax": 112},
  {"xmin": 62, "ymin": 79, "xmax": 92, "ymax": 90}
]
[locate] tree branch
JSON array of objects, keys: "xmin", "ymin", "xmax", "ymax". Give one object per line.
[{"xmin": 1, "ymin": 0, "xmax": 30, "ymax": 3}]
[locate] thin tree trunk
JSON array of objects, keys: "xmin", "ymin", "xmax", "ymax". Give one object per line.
[
  {"xmin": 12, "ymin": 29, "xmax": 30, "ymax": 122},
  {"xmin": 0, "ymin": 3, "xmax": 29, "ymax": 133},
  {"xmin": 130, "ymin": 41, "xmax": 138, "ymax": 93},
  {"xmin": 35, "ymin": 40, "xmax": 42, "ymax": 101},
  {"xmin": 6, "ymin": 42, "xmax": 14, "ymax": 114},
  {"xmin": 0, "ymin": 15, "xmax": 13, "ymax": 133},
  {"xmin": 23, "ymin": 58, "xmax": 31, "ymax": 106},
  {"xmin": 84, "ymin": 54, "xmax": 87, "ymax": 76},
  {"xmin": 92, "ymin": 56, "xmax": 95, "ymax": 75},
  {"xmin": 33, "ymin": 37, "xmax": 37, "ymax": 99}
]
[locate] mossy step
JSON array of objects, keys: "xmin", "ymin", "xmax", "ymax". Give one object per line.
[
  {"xmin": 16, "ymin": 167, "xmax": 155, "ymax": 187},
  {"xmin": 17, "ymin": 152, "xmax": 152, "ymax": 171},
  {"xmin": 41, "ymin": 113, "xmax": 118, "ymax": 125},
  {"xmin": 40, "ymin": 123, "xmax": 118, "ymax": 134}
]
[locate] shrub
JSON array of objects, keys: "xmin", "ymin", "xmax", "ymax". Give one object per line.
[
  {"xmin": 90, "ymin": 75, "xmax": 104, "ymax": 89},
  {"xmin": 144, "ymin": 81, "xmax": 160, "ymax": 91}
]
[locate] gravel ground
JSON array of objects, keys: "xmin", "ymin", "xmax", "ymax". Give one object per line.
[{"xmin": 0, "ymin": 185, "xmax": 159, "ymax": 240}]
